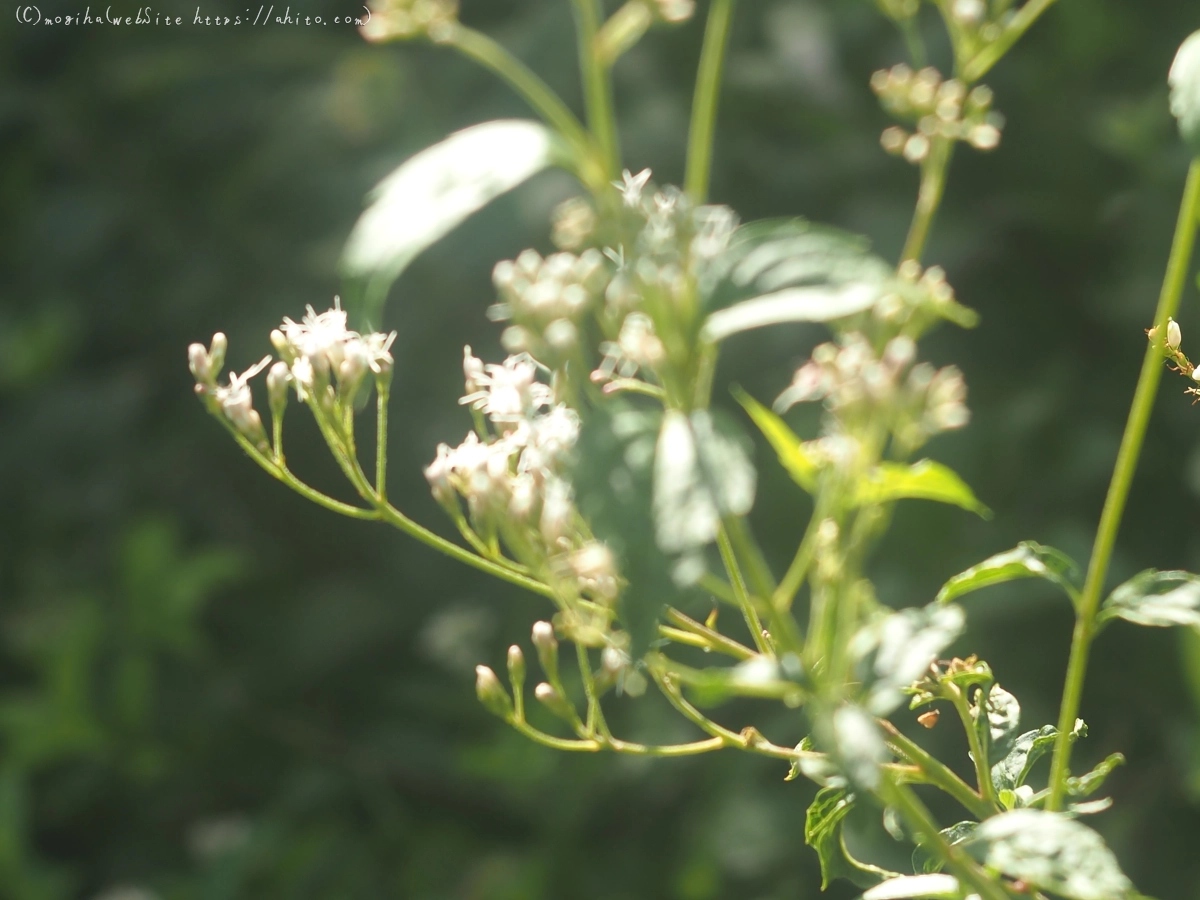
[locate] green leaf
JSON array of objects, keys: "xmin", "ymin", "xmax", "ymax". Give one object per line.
[
  {"xmin": 991, "ymin": 720, "xmax": 1085, "ymax": 794},
  {"xmin": 572, "ymin": 402, "xmax": 678, "ymax": 658},
  {"xmin": 935, "ymin": 541, "xmax": 1082, "ymax": 605},
  {"xmin": 863, "ymin": 874, "xmax": 960, "ymax": 900},
  {"xmin": 733, "ymin": 386, "xmax": 819, "ymax": 491},
  {"xmin": 912, "ymin": 821, "xmax": 978, "ymax": 874},
  {"xmin": 984, "ymin": 683, "xmax": 1021, "ymax": 760},
  {"xmin": 804, "ymin": 786, "xmax": 897, "ymax": 889},
  {"xmin": 831, "ymin": 704, "xmax": 890, "ymax": 789},
  {"xmin": 652, "ymin": 409, "xmax": 756, "ymax": 584},
  {"xmin": 702, "ymin": 218, "xmax": 893, "ymax": 312},
  {"xmin": 1067, "ymin": 752, "xmax": 1125, "ymax": 798},
  {"xmin": 851, "ymin": 603, "xmax": 966, "ymax": 716},
  {"xmin": 1099, "ymin": 569, "xmax": 1200, "ymax": 631},
  {"xmin": 854, "ymin": 460, "xmax": 990, "ymax": 518},
  {"xmin": 965, "ymin": 810, "xmax": 1136, "ymax": 900},
  {"xmin": 340, "ymin": 120, "xmax": 568, "ymax": 328},
  {"xmin": 702, "ymin": 283, "xmax": 882, "ymax": 342},
  {"xmin": 1170, "ymin": 30, "xmax": 1200, "ymax": 154}
]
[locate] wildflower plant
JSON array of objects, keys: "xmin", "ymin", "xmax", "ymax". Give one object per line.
[{"xmin": 189, "ymin": 1, "xmax": 1200, "ymax": 897}]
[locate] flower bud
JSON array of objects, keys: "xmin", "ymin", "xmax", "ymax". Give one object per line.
[
  {"xmin": 506, "ymin": 645, "xmax": 526, "ymax": 694},
  {"xmin": 1168, "ymin": 317, "xmax": 1182, "ymax": 350},
  {"xmin": 188, "ymin": 343, "xmax": 212, "ymax": 383},
  {"xmin": 270, "ymin": 329, "xmax": 290, "ymax": 360},
  {"xmin": 475, "ymin": 665, "xmax": 513, "ymax": 721},
  {"xmin": 208, "ymin": 333, "xmax": 228, "ymax": 374},
  {"xmin": 533, "ymin": 682, "xmax": 575, "ymax": 721},
  {"xmin": 531, "ymin": 621, "xmax": 559, "ymax": 679}
]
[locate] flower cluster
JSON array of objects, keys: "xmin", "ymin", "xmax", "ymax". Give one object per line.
[
  {"xmin": 777, "ymin": 332, "xmax": 969, "ymax": 453},
  {"xmin": 189, "ymin": 301, "xmax": 396, "ymax": 447},
  {"xmin": 426, "ymin": 349, "xmax": 621, "ymax": 609},
  {"xmin": 1148, "ymin": 316, "xmax": 1200, "ymax": 401},
  {"xmin": 489, "ymin": 248, "xmax": 610, "ymax": 362},
  {"xmin": 359, "ymin": 0, "xmax": 457, "ymax": 43},
  {"xmin": 872, "ymin": 65, "xmax": 1003, "ymax": 162},
  {"xmin": 873, "ymin": 260, "xmax": 979, "ymax": 334}
]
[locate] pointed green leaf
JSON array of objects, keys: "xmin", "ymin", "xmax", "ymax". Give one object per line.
[
  {"xmin": 340, "ymin": 120, "xmax": 569, "ymax": 328},
  {"xmin": 1068, "ymin": 752, "xmax": 1125, "ymax": 798},
  {"xmin": 965, "ymin": 810, "xmax": 1136, "ymax": 900},
  {"xmin": 991, "ymin": 720, "xmax": 1085, "ymax": 794},
  {"xmin": 912, "ymin": 821, "xmax": 978, "ymax": 874},
  {"xmin": 702, "ymin": 283, "xmax": 882, "ymax": 342},
  {"xmin": 804, "ymin": 786, "xmax": 897, "ymax": 889},
  {"xmin": 1099, "ymin": 569, "xmax": 1200, "ymax": 631},
  {"xmin": 854, "ymin": 460, "xmax": 990, "ymax": 518},
  {"xmin": 1170, "ymin": 31, "xmax": 1200, "ymax": 154},
  {"xmin": 733, "ymin": 386, "xmax": 819, "ymax": 491},
  {"xmin": 936, "ymin": 541, "xmax": 1082, "ymax": 605}
]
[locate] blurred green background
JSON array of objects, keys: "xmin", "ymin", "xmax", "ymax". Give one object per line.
[{"xmin": 6, "ymin": 0, "xmax": 1200, "ymax": 897}]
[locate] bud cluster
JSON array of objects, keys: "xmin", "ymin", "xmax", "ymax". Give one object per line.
[
  {"xmin": 489, "ymin": 248, "xmax": 610, "ymax": 362},
  {"xmin": 360, "ymin": 0, "xmax": 457, "ymax": 43},
  {"xmin": 188, "ymin": 301, "xmax": 397, "ymax": 449},
  {"xmin": 776, "ymin": 332, "xmax": 969, "ymax": 453},
  {"xmin": 873, "ymin": 261, "xmax": 979, "ymax": 334},
  {"xmin": 1147, "ymin": 317, "xmax": 1200, "ymax": 402},
  {"xmin": 872, "ymin": 65, "xmax": 1003, "ymax": 163}
]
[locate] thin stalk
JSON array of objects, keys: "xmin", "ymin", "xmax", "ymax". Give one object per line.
[
  {"xmin": 717, "ymin": 525, "xmax": 772, "ymax": 655},
  {"xmin": 684, "ymin": 0, "xmax": 737, "ymax": 202},
  {"xmin": 949, "ymin": 687, "xmax": 1001, "ymax": 809},
  {"xmin": 901, "ymin": 137, "xmax": 955, "ymax": 264},
  {"xmin": 884, "ymin": 780, "xmax": 1011, "ymax": 900},
  {"xmin": 570, "ymin": 0, "xmax": 621, "ymax": 177},
  {"xmin": 961, "ymin": 0, "xmax": 1059, "ymax": 83},
  {"xmin": 879, "ymin": 719, "xmax": 992, "ymax": 820},
  {"xmin": 663, "ymin": 607, "xmax": 756, "ymax": 660},
  {"xmin": 447, "ymin": 25, "xmax": 596, "ymax": 166},
  {"xmin": 1047, "ymin": 158, "xmax": 1200, "ymax": 810},
  {"xmin": 375, "ymin": 383, "xmax": 388, "ymax": 499},
  {"xmin": 576, "ymin": 642, "xmax": 612, "ymax": 739}
]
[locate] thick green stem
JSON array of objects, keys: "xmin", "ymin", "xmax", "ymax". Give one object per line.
[
  {"xmin": 571, "ymin": 0, "xmax": 621, "ymax": 177},
  {"xmin": 961, "ymin": 0, "xmax": 1059, "ymax": 83},
  {"xmin": 880, "ymin": 719, "xmax": 992, "ymax": 820},
  {"xmin": 1047, "ymin": 158, "xmax": 1200, "ymax": 810},
  {"xmin": 684, "ymin": 0, "xmax": 737, "ymax": 202},
  {"xmin": 901, "ymin": 137, "xmax": 954, "ymax": 264}
]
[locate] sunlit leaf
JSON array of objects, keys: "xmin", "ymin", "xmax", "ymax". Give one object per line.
[
  {"xmin": 1099, "ymin": 569, "xmax": 1200, "ymax": 631},
  {"xmin": 965, "ymin": 810, "xmax": 1136, "ymax": 900},
  {"xmin": 862, "ymin": 874, "xmax": 960, "ymax": 900},
  {"xmin": 832, "ymin": 704, "xmax": 889, "ymax": 789},
  {"xmin": 854, "ymin": 460, "xmax": 990, "ymax": 518},
  {"xmin": 733, "ymin": 386, "xmax": 819, "ymax": 491},
  {"xmin": 1170, "ymin": 30, "xmax": 1200, "ymax": 154},
  {"xmin": 984, "ymin": 683, "xmax": 1021, "ymax": 760},
  {"xmin": 804, "ymin": 785, "xmax": 897, "ymax": 889},
  {"xmin": 702, "ymin": 283, "xmax": 881, "ymax": 342},
  {"xmin": 653, "ymin": 409, "xmax": 756, "ymax": 583},
  {"xmin": 991, "ymin": 719, "xmax": 1085, "ymax": 794},
  {"xmin": 851, "ymin": 603, "xmax": 966, "ymax": 716},
  {"xmin": 935, "ymin": 541, "xmax": 1082, "ymax": 605},
  {"xmin": 340, "ymin": 120, "xmax": 569, "ymax": 328},
  {"xmin": 912, "ymin": 821, "xmax": 978, "ymax": 874},
  {"xmin": 1068, "ymin": 752, "xmax": 1126, "ymax": 798}
]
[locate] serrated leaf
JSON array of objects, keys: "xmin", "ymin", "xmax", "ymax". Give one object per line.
[
  {"xmin": 804, "ymin": 786, "xmax": 897, "ymax": 889},
  {"xmin": 652, "ymin": 409, "xmax": 756, "ymax": 583},
  {"xmin": 991, "ymin": 720, "xmax": 1085, "ymax": 794},
  {"xmin": 1169, "ymin": 30, "xmax": 1200, "ymax": 154},
  {"xmin": 703, "ymin": 218, "xmax": 893, "ymax": 311},
  {"xmin": 863, "ymin": 874, "xmax": 960, "ymax": 900},
  {"xmin": 852, "ymin": 603, "xmax": 966, "ymax": 716},
  {"xmin": 340, "ymin": 120, "xmax": 568, "ymax": 328},
  {"xmin": 733, "ymin": 386, "xmax": 819, "ymax": 491},
  {"xmin": 912, "ymin": 821, "xmax": 978, "ymax": 874},
  {"xmin": 1068, "ymin": 752, "xmax": 1125, "ymax": 798},
  {"xmin": 965, "ymin": 810, "xmax": 1136, "ymax": 900},
  {"xmin": 572, "ymin": 402, "xmax": 678, "ymax": 657},
  {"xmin": 935, "ymin": 541, "xmax": 1082, "ymax": 605},
  {"xmin": 854, "ymin": 460, "xmax": 990, "ymax": 518},
  {"xmin": 702, "ymin": 283, "xmax": 882, "ymax": 342},
  {"xmin": 1099, "ymin": 569, "xmax": 1200, "ymax": 631}
]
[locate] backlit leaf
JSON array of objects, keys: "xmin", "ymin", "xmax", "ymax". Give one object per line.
[
  {"xmin": 1099, "ymin": 569, "xmax": 1200, "ymax": 631},
  {"xmin": 854, "ymin": 460, "xmax": 990, "ymax": 518},
  {"xmin": 733, "ymin": 386, "xmax": 819, "ymax": 492},
  {"xmin": 936, "ymin": 541, "xmax": 1082, "ymax": 605}
]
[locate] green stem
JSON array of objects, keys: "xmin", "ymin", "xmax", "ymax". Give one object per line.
[
  {"xmin": 571, "ymin": 0, "xmax": 621, "ymax": 177},
  {"xmin": 684, "ymin": 0, "xmax": 737, "ymax": 202},
  {"xmin": 949, "ymin": 686, "xmax": 1001, "ymax": 810},
  {"xmin": 1047, "ymin": 158, "xmax": 1200, "ymax": 810},
  {"xmin": 375, "ymin": 383, "xmax": 389, "ymax": 499},
  {"xmin": 961, "ymin": 0, "xmax": 1059, "ymax": 83},
  {"xmin": 576, "ymin": 642, "xmax": 612, "ymax": 739},
  {"xmin": 717, "ymin": 525, "xmax": 771, "ymax": 654},
  {"xmin": 446, "ymin": 25, "xmax": 597, "ymax": 173},
  {"xmin": 879, "ymin": 719, "xmax": 992, "ymax": 820},
  {"xmin": 901, "ymin": 137, "xmax": 955, "ymax": 264},
  {"xmin": 884, "ymin": 780, "xmax": 1011, "ymax": 900},
  {"xmin": 663, "ymin": 607, "xmax": 756, "ymax": 660}
]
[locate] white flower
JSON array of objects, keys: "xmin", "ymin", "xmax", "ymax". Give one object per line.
[
  {"xmin": 1168, "ymin": 317, "xmax": 1182, "ymax": 350},
  {"xmin": 459, "ymin": 354, "xmax": 553, "ymax": 428},
  {"xmin": 570, "ymin": 541, "xmax": 619, "ymax": 600},
  {"xmin": 615, "ymin": 168, "xmax": 652, "ymax": 208},
  {"xmin": 214, "ymin": 355, "xmax": 272, "ymax": 438}
]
